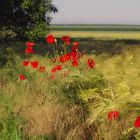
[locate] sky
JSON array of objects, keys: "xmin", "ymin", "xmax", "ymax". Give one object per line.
[{"xmin": 51, "ymin": 0, "xmax": 140, "ymax": 25}]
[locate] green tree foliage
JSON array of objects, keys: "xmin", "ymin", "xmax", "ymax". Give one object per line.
[{"xmin": 0, "ymin": 0, "xmax": 57, "ymax": 40}]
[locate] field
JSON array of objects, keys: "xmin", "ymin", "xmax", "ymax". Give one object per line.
[
  {"xmin": 0, "ymin": 25, "xmax": 140, "ymax": 140},
  {"xmin": 49, "ymin": 25, "xmax": 140, "ymax": 40},
  {"xmin": 49, "ymin": 25, "xmax": 140, "ymax": 31},
  {"xmin": 50, "ymin": 31, "xmax": 140, "ymax": 40}
]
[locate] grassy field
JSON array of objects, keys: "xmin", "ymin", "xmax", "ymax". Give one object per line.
[
  {"xmin": 50, "ymin": 31, "xmax": 140, "ymax": 40},
  {"xmin": 50, "ymin": 24, "xmax": 140, "ymax": 31},
  {"xmin": 0, "ymin": 46, "xmax": 140, "ymax": 139},
  {"xmin": 0, "ymin": 25, "xmax": 140, "ymax": 139},
  {"xmin": 49, "ymin": 24, "xmax": 140, "ymax": 40}
]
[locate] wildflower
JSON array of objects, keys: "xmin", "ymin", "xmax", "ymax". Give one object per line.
[
  {"xmin": 59, "ymin": 56, "xmax": 65, "ymax": 63},
  {"xmin": 46, "ymin": 35, "xmax": 55, "ymax": 44},
  {"xmin": 73, "ymin": 41, "xmax": 79, "ymax": 46},
  {"xmin": 55, "ymin": 65, "xmax": 62, "ymax": 70},
  {"xmin": 54, "ymin": 39, "xmax": 57, "ymax": 43},
  {"xmin": 25, "ymin": 47, "xmax": 33, "ymax": 54},
  {"xmin": 71, "ymin": 51, "xmax": 78, "ymax": 60},
  {"xmin": 51, "ymin": 65, "xmax": 62, "ymax": 73},
  {"xmin": 26, "ymin": 42, "xmax": 35, "ymax": 48},
  {"xmin": 31, "ymin": 60, "xmax": 39, "ymax": 68},
  {"xmin": 23, "ymin": 60, "xmax": 30, "ymax": 66},
  {"xmin": 134, "ymin": 116, "xmax": 140, "ymax": 128},
  {"xmin": 19, "ymin": 74, "xmax": 25, "ymax": 80},
  {"xmin": 39, "ymin": 66, "xmax": 45, "ymax": 72},
  {"xmin": 59, "ymin": 53, "xmax": 71, "ymax": 63},
  {"xmin": 108, "ymin": 111, "xmax": 119, "ymax": 121},
  {"xmin": 72, "ymin": 45, "xmax": 78, "ymax": 52},
  {"xmin": 71, "ymin": 44, "xmax": 78, "ymax": 61},
  {"xmin": 88, "ymin": 59, "xmax": 95, "ymax": 68},
  {"xmin": 65, "ymin": 53, "xmax": 71, "ymax": 61},
  {"xmin": 61, "ymin": 36, "xmax": 70, "ymax": 45},
  {"xmin": 72, "ymin": 60, "xmax": 78, "ymax": 67},
  {"xmin": 51, "ymin": 67, "xmax": 57, "ymax": 73}
]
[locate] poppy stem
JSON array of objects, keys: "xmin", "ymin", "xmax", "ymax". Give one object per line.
[
  {"xmin": 52, "ymin": 45, "xmax": 56, "ymax": 57},
  {"xmin": 63, "ymin": 43, "xmax": 67, "ymax": 54}
]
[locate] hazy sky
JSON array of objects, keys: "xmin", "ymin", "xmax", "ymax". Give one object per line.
[{"xmin": 52, "ymin": 0, "xmax": 140, "ymax": 24}]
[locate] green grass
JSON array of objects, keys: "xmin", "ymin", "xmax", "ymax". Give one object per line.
[
  {"xmin": 50, "ymin": 24, "xmax": 140, "ymax": 31},
  {"xmin": 1, "ymin": 24, "xmax": 140, "ymax": 139},
  {"xmin": 0, "ymin": 44, "xmax": 140, "ymax": 139}
]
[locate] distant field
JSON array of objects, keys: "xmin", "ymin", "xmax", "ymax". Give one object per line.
[
  {"xmin": 49, "ymin": 25, "xmax": 140, "ymax": 40},
  {"xmin": 50, "ymin": 24, "xmax": 140, "ymax": 31},
  {"xmin": 50, "ymin": 31, "xmax": 140, "ymax": 40}
]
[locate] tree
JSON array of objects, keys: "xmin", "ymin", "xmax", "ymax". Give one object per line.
[{"xmin": 0, "ymin": 0, "xmax": 58, "ymax": 40}]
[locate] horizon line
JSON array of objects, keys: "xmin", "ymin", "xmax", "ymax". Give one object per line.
[{"xmin": 51, "ymin": 23, "xmax": 140, "ymax": 26}]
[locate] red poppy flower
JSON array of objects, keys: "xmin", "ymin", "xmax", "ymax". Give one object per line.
[
  {"xmin": 73, "ymin": 42, "xmax": 79, "ymax": 46},
  {"xmin": 107, "ymin": 111, "xmax": 119, "ymax": 121},
  {"xmin": 72, "ymin": 47, "xmax": 78, "ymax": 52},
  {"xmin": 55, "ymin": 65, "xmax": 62, "ymax": 70},
  {"xmin": 31, "ymin": 61, "xmax": 39, "ymax": 68},
  {"xmin": 71, "ymin": 51, "xmax": 78, "ymax": 60},
  {"xmin": 39, "ymin": 66, "xmax": 45, "ymax": 72},
  {"xmin": 88, "ymin": 59, "xmax": 95, "ymax": 68},
  {"xmin": 65, "ymin": 53, "xmax": 71, "ymax": 61},
  {"xmin": 51, "ymin": 67, "xmax": 57, "ymax": 73},
  {"xmin": 25, "ymin": 47, "xmax": 33, "ymax": 54},
  {"xmin": 72, "ymin": 60, "xmax": 78, "ymax": 67},
  {"xmin": 19, "ymin": 74, "xmax": 25, "ymax": 80},
  {"xmin": 46, "ymin": 35, "xmax": 55, "ymax": 44},
  {"xmin": 72, "ymin": 42, "xmax": 79, "ymax": 52},
  {"xmin": 61, "ymin": 36, "xmax": 70, "ymax": 45},
  {"xmin": 23, "ymin": 60, "xmax": 30, "ymax": 66},
  {"xmin": 51, "ymin": 65, "xmax": 62, "ymax": 73},
  {"xmin": 59, "ymin": 56, "xmax": 65, "ymax": 63},
  {"xmin": 59, "ymin": 53, "xmax": 71, "ymax": 63},
  {"xmin": 26, "ymin": 42, "xmax": 35, "ymax": 48},
  {"xmin": 134, "ymin": 116, "xmax": 140, "ymax": 128}
]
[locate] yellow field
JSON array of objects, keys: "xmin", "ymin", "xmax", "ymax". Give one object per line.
[{"xmin": 50, "ymin": 31, "xmax": 140, "ymax": 40}]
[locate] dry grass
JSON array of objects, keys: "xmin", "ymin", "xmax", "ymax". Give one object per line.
[{"xmin": 0, "ymin": 47, "xmax": 140, "ymax": 139}]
